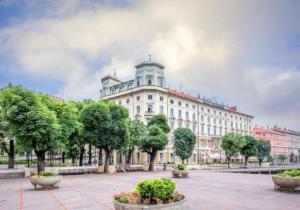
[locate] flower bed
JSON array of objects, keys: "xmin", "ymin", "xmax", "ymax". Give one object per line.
[
  {"xmin": 114, "ymin": 178, "xmax": 185, "ymax": 210},
  {"xmin": 29, "ymin": 172, "xmax": 62, "ymax": 190},
  {"xmin": 172, "ymin": 164, "xmax": 189, "ymax": 178},
  {"xmin": 272, "ymin": 170, "xmax": 300, "ymax": 190}
]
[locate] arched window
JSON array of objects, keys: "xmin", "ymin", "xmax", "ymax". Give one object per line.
[
  {"xmin": 146, "ymin": 75, "xmax": 153, "ymax": 85},
  {"xmin": 136, "ymin": 77, "xmax": 142, "ymax": 86}
]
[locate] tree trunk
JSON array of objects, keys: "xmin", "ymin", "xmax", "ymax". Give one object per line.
[
  {"xmin": 36, "ymin": 152, "xmax": 45, "ymax": 174},
  {"xmin": 98, "ymin": 148, "xmax": 103, "ymax": 166},
  {"xmin": 88, "ymin": 144, "xmax": 92, "ymax": 165},
  {"xmin": 79, "ymin": 147, "xmax": 84, "ymax": 166},
  {"xmin": 8, "ymin": 140, "xmax": 15, "ymax": 169},
  {"xmin": 62, "ymin": 152, "xmax": 65, "ymax": 163},
  {"xmin": 244, "ymin": 156, "xmax": 248, "ymax": 166},
  {"xmin": 126, "ymin": 149, "xmax": 134, "ymax": 165},
  {"xmin": 72, "ymin": 157, "xmax": 75, "ymax": 166},
  {"xmin": 181, "ymin": 158, "xmax": 184, "ymax": 164},
  {"xmin": 227, "ymin": 156, "xmax": 231, "ymax": 168},
  {"xmin": 149, "ymin": 150, "xmax": 158, "ymax": 171},
  {"xmin": 104, "ymin": 149, "xmax": 112, "ymax": 173},
  {"xmin": 259, "ymin": 158, "xmax": 262, "ymax": 167}
]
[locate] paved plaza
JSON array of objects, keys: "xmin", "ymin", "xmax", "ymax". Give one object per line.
[{"xmin": 0, "ymin": 170, "xmax": 299, "ymax": 210}]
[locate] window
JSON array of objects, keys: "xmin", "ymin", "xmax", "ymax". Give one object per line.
[
  {"xmin": 219, "ymin": 127, "xmax": 222, "ymax": 136},
  {"xmin": 136, "ymin": 96, "xmax": 140, "ymax": 101},
  {"xmin": 214, "ymin": 110, "xmax": 216, "ymax": 114},
  {"xmin": 201, "ymin": 107, "xmax": 204, "ymax": 111},
  {"xmin": 192, "ymin": 113, "xmax": 196, "ymax": 121},
  {"xmin": 192, "ymin": 105, "xmax": 196, "ymax": 109},
  {"xmin": 170, "ymin": 99, "xmax": 174, "ymax": 104},
  {"xmin": 160, "ymin": 105, "xmax": 164, "ymax": 114},
  {"xmin": 170, "ymin": 153, "xmax": 174, "ymax": 162},
  {"xmin": 160, "ymin": 96, "xmax": 164, "ymax": 101},
  {"xmin": 207, "ymin": 117, "xmax": 210, "ymax": 123},
  {"xmin": 193, "ymin": 154, "xmax": 196, "ymax": 162},
  {"xmin": 126, "ymin": 98, "xmax": 130, "ymax": 104},
  {"xmin": 213, "ymin": 118, "xmax": 216, "ymax": 124},
  {"xmin": 159, "ymin": 153, "xmax": 163, "ymax": 163},
  {"xmin": 147, "ymin": 105, "xmax": 153, "ymax": 113},
  {"xmin": 178, "ymin": 121, "xmax": 182, "ymax": 128},
  {"xmin": 208, "ymin": 109, "xmax": 210, "ymax": 113},
  {"xmin": 185, "ymin": 111, "xmax": 189, "ymax": 119},
  {"xmin": 148, "ymin": 95, "xmax": 153, "ymax": 100},
  {"xmin": 219, "ymin": 119, "xmax": 222, "ymax": 125},
  {"xmin": 192, "ymin": 125, "xmax": 196, "ymax": 132},
  {"xmin": 201, "ymin": 115, "xmax": 204, "ymax": 122},
  {"xmin": 219, "ymin": 112, "xmax": 222, "ymax": 116},
  {"xmin": 213, "ymin": 127, "xmax": 217, "ymax": 136},
  {"xmin": 178, "ymin": 101, "xmax": 182, "ymax": 106},
  {"xmin": 170, "ymin": 120, "xmax": 175, "ymax": 129},
  {"xmin": 178, "ymin": 110, "xmax": 182, "ymax": 118},
  {"xmin": 201, "ymin": 126, "xmax": 204, "ymax": 135},
  {"xmin": 170, "ymin": 108, "xmax": 174, "ymax": 116},
  {"xmin": 136, "ymin": 105, "xmax": 140, "ymax": 114},
  {"xmin": 186, "ymin": 103, "xmax": 189, "ymax": 108},
  {"xmin": 158, "ymin": 77, "xmax": 164, "ymax": 87},
  {"xmin": 225, "ymin": 128, "xmax": 228, "ymax": 134},
  {"xmin": 137, "ymin": 77, "xmax": 141, "ymax": 86},
  {"xmin": 208, "ymin": 127, "xmax": 211, "ymax": 136},
  {"xmin": 146, "ymin": 76, "xmax": 153, "ymax": 85},
  {"xmin": 185, "ymin": 121, "xmax": 190, "ymax": 128}
]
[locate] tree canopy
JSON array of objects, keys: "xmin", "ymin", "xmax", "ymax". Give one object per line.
[
  {"xmin": 220, "ymin": 132, "xmax": 245, "ymax": 168},
  {"xmin": 148, "ymin": 114, "xmax": 170, "ymax": 134},
  {"xmin": 173, "ymin": 128, "xmax": 196, "ymax": 163},
  {"xmin": 240, "ymin": 135, "xmax": 258, "ymax": 166},
  {"xmin": 256, "ymin": 140, "xmax": 271, "ymax": 166}
]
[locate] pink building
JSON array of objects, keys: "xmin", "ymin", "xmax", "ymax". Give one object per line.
[{"xmin": 253, "ymin": 126, "xmax": 290, "ymax": 157}]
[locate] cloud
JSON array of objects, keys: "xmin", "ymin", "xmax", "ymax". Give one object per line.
[{"xmin": 0, "ymin": 0, "xmax": 300, "ymax": 129}]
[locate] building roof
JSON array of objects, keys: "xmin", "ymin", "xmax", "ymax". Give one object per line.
[
  {"xmin": 135, "ymin": 61, "xmax": 165, "ymax": 69},
  {"xmin": 101, "ymin": 74, "xmax": 122, "ymax": 83},
  {"xmin": 167, "ymin": 89, "xmax": 198, "ymax": 102}
]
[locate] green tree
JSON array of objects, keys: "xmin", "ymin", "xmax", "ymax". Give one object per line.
[
  {"xmin": 240, "ymin": 136, "xmax": 258, "ymax": 166},
  {"xmin": 0, "ymin": 110, "xmax": 15, "ymax": 169},
  {"xmin": 173, "ymin": 128, "xmax": 196, "ymax": 163},
  {"xmin": 124, "ymin": 119, "xmax": 146, "ymax": 166},
  {"xmin": 220, "ymin": 133, "xmax": 245, "ymax": 168},
  {"xmin": 81, "ymin": 101, "xmax": 129, "ymax": 173},
  {"xmin": 277, "ymin": 154, "xmax": 287, "ymax": 163},
  {"xmin": 140, "ymin": 125, "xmax": 168, "ymax": 171},
  {"xmin": 256, "ymin": 140, "xmax": 271, "ymax": 166},
  {"xmin": 0, "ymin": 85, "xmax": 61, "ymax": 173},
  {"xmin": 148, "ymin": 114, "xmax": 170, "ymax": 133}
]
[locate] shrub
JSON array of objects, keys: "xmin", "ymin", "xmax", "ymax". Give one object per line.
[
  {"xmin": 39, "ymin": 172, "xmax": 56, "ymax": 177},
  {"xmin": 135, "ymin": 178, "xmax": 175, "ymax": 201},
  {"xmin": 176, "ymin": 164, "xmax": 186, "ymax": 170},
  {"xmin": 115, "ymin": 178, "xmax": 183, "ymax": 205},
  {"xmin": 277, "ymin": 170, "xmax": 300, "ymax": 178}
]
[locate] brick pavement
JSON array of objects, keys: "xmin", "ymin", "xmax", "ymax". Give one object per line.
[{"xmin": 0, "ymin": 170, "xmax": 299, "ymax": 210}]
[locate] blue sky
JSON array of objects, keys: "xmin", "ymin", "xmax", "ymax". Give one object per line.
[{"xmin": 0, "ymin": 0, "xmax": 300, "ymax": 130}]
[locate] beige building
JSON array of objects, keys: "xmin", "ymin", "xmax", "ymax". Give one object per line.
[{"xmin": 100, "ymin": 59, "xmax": 253, "ymax": 165}]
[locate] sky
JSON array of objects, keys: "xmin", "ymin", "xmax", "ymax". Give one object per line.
[{"xmin": 0, "ymin": 0, "xmax": 300, "ymax": 130}]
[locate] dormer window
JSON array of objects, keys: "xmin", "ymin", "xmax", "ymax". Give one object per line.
[
  {"xmin": 158, "ymin": 77, "xmax": 164, "ymax": 87},
  {"xmin": 137, "ymin": 77, "xmax": 142, "ymax": 86},
  {"xmin": 146, "ymin": 75, "xmax": 153, "ymax": 85}
]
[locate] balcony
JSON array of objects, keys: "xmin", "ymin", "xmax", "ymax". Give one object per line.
[{"xmin": 145, "ymin": 111, "xmax": 154, "ymax": 116}]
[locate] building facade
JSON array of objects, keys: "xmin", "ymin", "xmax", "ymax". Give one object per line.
[
  {"xmin": 253, "ymin": 126, "xmax": 300, "ymax": 162},
  {"xmin": 100, "ymin": 59, "xmax": 254, "ymax": 165}
]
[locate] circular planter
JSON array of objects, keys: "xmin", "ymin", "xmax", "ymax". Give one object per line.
[
  {"xmin": 113, "ymin": 196, "xmax": 186, "ymax": 210},
  {"xmin": 30, "ymin": 175, "xmax": 62, "ymax": 190},
  {"xmin": 172, "ymin": 169, "xmax": 189, "ymax": 178},
  {"xmin": 272, "ymin": 176, "xmax": 300, "ymax": 190}
]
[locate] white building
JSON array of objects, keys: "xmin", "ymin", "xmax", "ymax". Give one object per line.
[{"xmin": 100, "ymin": 58, "xmax": 253, "ymax": 165}]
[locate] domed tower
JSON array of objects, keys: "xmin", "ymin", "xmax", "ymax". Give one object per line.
[{"xmin": 134, "ymin": 55, "xmax": 165, "ymax": 88}]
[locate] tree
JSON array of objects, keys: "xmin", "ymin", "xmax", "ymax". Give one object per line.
[
  {"xmin": 124, "ymin": 119, "xmax": 146, "ymax": 166},
  {"xmin": 81, "ymin": 101, "xmax": 129, "ymax": 173},
  {"xmin": 0, "ymin": 113, "xmax": 15, "ymax": 169},
  {"xmin": 140, "ymin": 125, "xmax": 168, "ymax": 171},
  {"xmin": 256, "ymin": 140, "xmax": 271, "ymax": 166},
  {"xmin": 220, "ymin": 133, "xmax": 245, "ymax": 168},
  {"xmin": 0, "ymin": 85, "xmax": 61, "ymax": 173},
  {"xmin": 277, "ymin": 154, "xmax": 287, "ymax": 163},
  {"xmin": 173, "ymin": 128, "xmax": 196, "ymax": 163},
  {"xmin": 240, "ymin": 136, "xmax": 258, "ymax": 166},
  {"xmin": 148, "ymin": 114, "xmax": 170, "ymax": 133}
]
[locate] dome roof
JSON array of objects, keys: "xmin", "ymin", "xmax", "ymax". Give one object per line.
[{"xmin": 135, "ymin": 60, "xmax": 165, "ymax": 69}]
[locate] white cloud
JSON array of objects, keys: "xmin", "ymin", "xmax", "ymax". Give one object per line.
[{"xmin": 0, "ymin": 0, "xmax": 300, "ymax": 129}]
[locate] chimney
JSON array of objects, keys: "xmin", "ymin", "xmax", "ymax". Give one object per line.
[{"xmin": 229, "ymin": 106, "xmax": 237, "ymax": 111}]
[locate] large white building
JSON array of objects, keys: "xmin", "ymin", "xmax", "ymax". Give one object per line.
[{"xmin": 100, "ymin": 58, "xmax": 253, "ymax": 165}]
